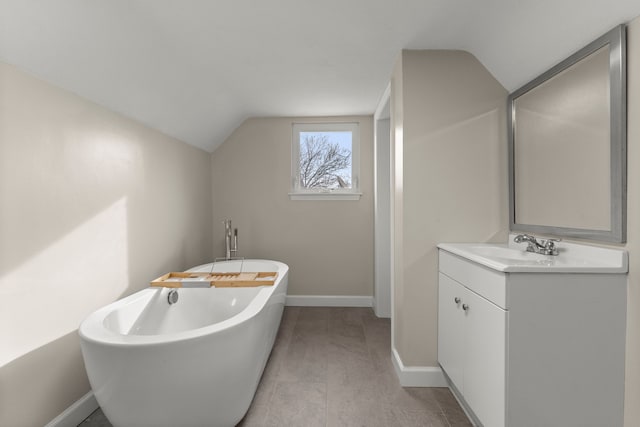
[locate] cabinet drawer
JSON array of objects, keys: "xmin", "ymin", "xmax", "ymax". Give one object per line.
[{"xmin": 439, "ymin": 250, "xmax": 507, "ymax": 309}]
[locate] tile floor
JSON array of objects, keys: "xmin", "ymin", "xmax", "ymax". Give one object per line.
[{"xmin": 79, "ymin": 306, "xmax": 472, "ymax": 427}]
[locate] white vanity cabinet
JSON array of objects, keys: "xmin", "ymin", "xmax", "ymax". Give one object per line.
[
  {"xmin": 438, "ymin": 251, "xmax": 507, "ymax": 427},
  {"xmin": 437, "ymin": 244, "xmax": 627, "ymax": 427}
]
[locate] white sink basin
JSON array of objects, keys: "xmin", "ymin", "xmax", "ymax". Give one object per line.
[{"xmin": 438, "ymin": 239, "xmax": 628, "ymax": 273}]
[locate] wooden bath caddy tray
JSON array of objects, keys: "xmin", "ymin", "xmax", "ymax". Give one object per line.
[{"xmin": 150, "ymin": 271, "xmax": 278, "ymax": 288}]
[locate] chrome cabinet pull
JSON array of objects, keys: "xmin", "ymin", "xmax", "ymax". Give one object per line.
[
  {"xmin": 454, "ymin": 297, "xmax": 461, "ymax": 304},
  {"xmin": 462, "ymin": 304, "xmax": 469, "ymax": 311}
]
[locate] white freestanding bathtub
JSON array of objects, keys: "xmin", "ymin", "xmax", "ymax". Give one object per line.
[{"xmin": 79, "ymin": 259, "xmax": 288, "ymax": 427}]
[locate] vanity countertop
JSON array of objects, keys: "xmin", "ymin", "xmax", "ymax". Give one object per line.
[{"xmin": 437, "ymin": 239, "xmax": 628, "ymax": 273}]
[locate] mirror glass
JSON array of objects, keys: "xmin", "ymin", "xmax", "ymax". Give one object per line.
[{"xmin": 508, "ymin": 25, "xmax": 626, "ymax": 242}]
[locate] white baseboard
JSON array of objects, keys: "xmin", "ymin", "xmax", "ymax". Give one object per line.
[
  {"xmin": 45, "ymin": 391, "xmax": 98, "ymax": 427},
  {"xmin": 285, "ymin": 295, "xmax": 373, "ymax": 307},
  {"xmin": 392, "ymin": 347, "xmax": 448, "ymax": 387}
]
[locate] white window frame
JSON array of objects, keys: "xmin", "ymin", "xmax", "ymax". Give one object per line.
[{"xmin": 289, "ymin": 122, "xmax": 361, "ymax": 200}]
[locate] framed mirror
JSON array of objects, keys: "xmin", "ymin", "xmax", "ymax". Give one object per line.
[{"xmin": 508, "ymin": 25, "xmax": 627, "ymax": 243}]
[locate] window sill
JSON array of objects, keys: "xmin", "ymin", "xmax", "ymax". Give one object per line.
[{"xmin": 288, "ymin": 192, "xmax": 362, "ymax": 201}]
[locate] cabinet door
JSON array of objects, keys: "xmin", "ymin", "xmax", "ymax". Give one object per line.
[
  {"xmin": 464, "ymin": 288, "xmax": 506, "ymax": 427},
  {"xmin": 438, "ymin": 273, "xmax": 465, "ymax": 392}
]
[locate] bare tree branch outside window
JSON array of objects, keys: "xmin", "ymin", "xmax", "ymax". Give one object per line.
[{"xmin": 299, "ymin": 133, "xmax": 352, "ymax": 189}]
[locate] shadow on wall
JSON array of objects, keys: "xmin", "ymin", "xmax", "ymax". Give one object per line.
[
  {"xmin": 0, "ymin": 198, "xmax": 130, "ymax": 370},
  {"xmin": 0, "ymin": 62, "xmax": 213, "ymax": 427},
  {"xmin": 0, "ymin": 192, "xmax": 208, "ymax": 426},
  {"xmin": 0, "ymin": 331, "xmax": 90, "ymax": 427},
  {"xmin": 0, "ymin": 187, "xmax": 210, "ymax": 427}
]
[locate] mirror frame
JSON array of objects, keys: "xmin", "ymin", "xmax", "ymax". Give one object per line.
[{"xmin": 508, "ymin": 24, "xmax": 627, "ymax": 243}]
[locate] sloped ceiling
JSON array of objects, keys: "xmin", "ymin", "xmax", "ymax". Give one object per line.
[{"xmin": 1, "ymin": 0, "xmax": 639, "ymax": 152}]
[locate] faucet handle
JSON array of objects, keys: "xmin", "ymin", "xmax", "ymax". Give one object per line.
[{"xmin": 542, "ymin": 238, "xmax": 560, "ymax": 255}]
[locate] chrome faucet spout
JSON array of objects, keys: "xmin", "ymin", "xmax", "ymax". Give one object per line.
[
  {"xmin": 513, "ymin": 234, "xmax": 529, "ymax": 244},
  {"xmin": 514, "ymin": 233, "xmax": 541, "ymax": 247}
]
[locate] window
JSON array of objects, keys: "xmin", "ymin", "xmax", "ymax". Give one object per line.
[{"xmin": 290, "ymin": 122, "xmax": 360, "ymax": 200}]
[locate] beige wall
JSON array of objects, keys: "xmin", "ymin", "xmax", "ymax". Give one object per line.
[
  {"xmin": 211, "ymin": 116, "xmax": 373, "ymax": 297},
  {"xmin": 0, "ymin": 63, "xmax": 213, "ymax": 427},
  {"xmin": 624, "ymin": 17, "xmax": 640, "ymax": 427},
  {"xmin": 391, "ymin": 50, "xmax": 508, "ymax": 366},
  {"xmin": 391, "ymin": 56, "xmax": 406, "ymax": 356}
]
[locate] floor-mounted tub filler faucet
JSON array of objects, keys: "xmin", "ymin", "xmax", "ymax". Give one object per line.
[
  {"xmin": 514, "ymin": 234, "xmax": 560, "ymax": 256},
  {"xmin": 224, "ymin": 219, "xmax": 238, "ymax": 261}
]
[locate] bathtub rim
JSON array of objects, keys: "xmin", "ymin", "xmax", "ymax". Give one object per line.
[{"xmin": 79, "ymin": 259, "xmax": 288, "ymax": 347}]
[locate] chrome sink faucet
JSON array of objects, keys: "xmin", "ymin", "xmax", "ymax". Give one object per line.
[
  {"xmin": 224, "ymin": 219, "xmax": 238, "ymax": 261},
  {"xmin": 514, "ymin": 234, "xmax": 560, "ymax": 256}
]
